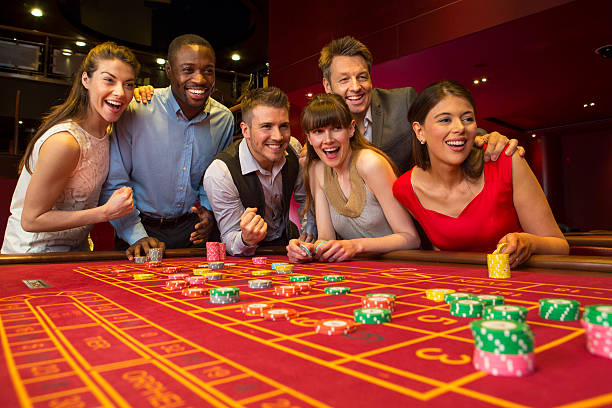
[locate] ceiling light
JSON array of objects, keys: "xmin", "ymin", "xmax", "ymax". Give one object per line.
[
  {"xmin": 62, "ymin": 49, "xmax": 73, "ymax": 56},
  {"xmin": 306, "ymin": 92, "xmax": 313, "ymax": 98},
  {"xmin": 30, "ymin": 8, "xmax": 43, "ymax": 17},
  {"xmin": 231, "ymin": 53, "xmax": 241, "ymax": 61},
  {"xmin": 473, "ymin": 79, "xmax": 479, "ymax": 85},
  {"xmin": 481, "ymin": 77, "xmax": 487, "ymax": 82},
  {"xmin": 156, "ymin": 58, "xmax": 166, "ymax": 65},
  {"xmin": 531, "ymin": 134, "xmax": 536, "ymax": 138},
  {"xmin": 19, "ymin": 121, "xmax": 23, "ymax": 125},
  {"xmin": 583, "ymin": 104, "xmax": 588, "ymax": 108},
  {"xmin": 590, "ymin": 102, "xmax": 595, "ymax": 106},
  {"xmin": 75, "ymin": 41, "xmax": 86, "ymax": 47}
]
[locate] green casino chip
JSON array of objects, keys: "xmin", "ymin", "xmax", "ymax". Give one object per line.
[
  {"xmin": 582, "ymin": 304, "xmax": 612, "ymax": 326},
  {"xmin": 470, "ymin": 319, "xmax": 534, "ymax": 355},
  {"xmin": 324, "ymin": 286, "xmax": 351, "ymax": 295},
  {"xmin": 210, "ymin": 287, "xmax": 240, "ymax": 296},
  {"xmin": 539, "ymin": 298, "xmax": 580, "ymax": 321},
  {"xmin": 449, "ymin": 299, "xmax": 484, "ymax": 318},
  {"xmin": 323, "ymin": 275, "xmax": 344, "ymax": 281},
  {"xmin": 483, "ymin": 305, "xmax": 529, "ymax": 322},
  {"xmin": 470, "ymin": 294, "xmax": 504, "ymax": 306},
  {"xmin": 444, "ymin": 292, "xmax": 472, "ymax": 304},
  {"xmin": 353, "ymin": 308, "xmax": 392, "ymax": 324},
  {"xmin": 289, "ymin": 275, "xmax": 311, "ymax": 282}
]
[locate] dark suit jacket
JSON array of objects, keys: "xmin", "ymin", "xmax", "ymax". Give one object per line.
[{"xmin": 370, "ymin": 87, "xmax": 418, "ymax": 175}]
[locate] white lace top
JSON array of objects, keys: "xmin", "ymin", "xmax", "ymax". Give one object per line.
[{"xmin": 2, "ymin": 121, "xmax": 109, "ymax": 254}]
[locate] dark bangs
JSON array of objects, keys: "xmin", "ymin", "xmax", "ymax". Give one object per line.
[{"xmin": 301, "ymin": 94, "xmax": 353, "ymax": 133}]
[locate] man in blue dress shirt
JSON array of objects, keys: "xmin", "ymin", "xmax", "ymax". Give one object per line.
[{"xmin": 100, "ymin": 34, "xmax": 234, "ymax": 259}]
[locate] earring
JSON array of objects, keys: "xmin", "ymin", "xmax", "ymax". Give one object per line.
[{"xmin": 419, "ymin": 139, "xmax": 426, "ymax": 145}]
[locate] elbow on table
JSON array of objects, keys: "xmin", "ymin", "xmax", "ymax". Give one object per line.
[{"xmin": 20, "ymin": 216, "xmax": 41, "ymax": 233}]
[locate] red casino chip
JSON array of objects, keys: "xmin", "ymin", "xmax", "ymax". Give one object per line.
[
  {"xmin": 168, "ymin": 273, "xmax": 190, "ymax": 280},
  {"xmin": 274, "ymin": 285, "xmax": 297, "ymax": 297},
  {"xmin": 315, "ymin": 319, "xmax": 357, "ymax": 335},
  {"xmin": 145, "ymin": 261, "xmax": 162, "ymax": 268},
  {"xmin": 262, "ymin": 308, "xmax": 299, "ymax": 321},
  {"xmin": 163, "ymin": 266, "xmax": 182, "ymax": 274},
  {"xmin": 362, "ymin": 296, "xmax": 395, "ymax": 311},
  {"xmin": 165, "ymin": 280, "xmax": 188, "ymax": 290},
  {"xmin": 292, "ymin": 282, "xmax": 312, "ymax": 293},
  {"xmin": 206, "ymin": 242, "xmax": 221, "ymax": 262},
  {"xmin": 181, "ymin": 287, "xmax": 208, "ymax": 297},
  {"xmin": 252, "ymin": 256, "xmax": 268, "ymax": 265},
  {"xmin": 241, "ymin": 302, "xmax": 274, "ymax": 316}
]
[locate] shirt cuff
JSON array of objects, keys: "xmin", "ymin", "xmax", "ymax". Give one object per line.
[{"xmin": 226, "ymin": 230, "xmax": 257, "ymax": 256}]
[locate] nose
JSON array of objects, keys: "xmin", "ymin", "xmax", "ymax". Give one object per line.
[
  {"xmin": 452, "ymin": 117, "xmax": 465, "ymax": 133},
  {"xmin": 349, "ymin": 76, "xmax": 360, "ymax": 91},
  {"xmin": 113, "ymin": 82, "xmax": 126, "ymax": 98},
  {"xmin": 270, "ymin": 126, "xmax": 284, "ymax": 141}
]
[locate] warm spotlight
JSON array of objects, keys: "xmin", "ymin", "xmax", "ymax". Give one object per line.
[
  {"xmin": 231, "ymin": 53, "xmax": 241, "ymax": 61},
  {"xmin": 75, "ymin": 41, "xmax": 86, "ymax": 47},
  {"xmin": 30, "ymin": 8, "xmax": 43, "ymax": 17},
  {"xmin": 156, "ymin": 58, "xmax": 166, "ymax": 65}
]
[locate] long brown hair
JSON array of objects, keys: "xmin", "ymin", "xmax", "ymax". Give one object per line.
[
  {"xmin": 408, "ymin": 80, "xmax": 484, "ymax": 179},
  {"xmin": 300, "ymin": 93, "xmax": 397, "ymax": 216},
  {"xmin": 20, "ymin": 42, "xmax": 140, "ymax": 174}
]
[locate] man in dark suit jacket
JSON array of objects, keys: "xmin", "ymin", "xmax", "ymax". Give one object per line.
[{"xmin": 318, "ymin": 36, "xmax": 521, "ymax": 175}]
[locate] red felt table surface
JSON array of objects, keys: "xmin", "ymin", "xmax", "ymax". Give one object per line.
[{"xmin": 1, "ymin": 254, "xmax": 611, "ymax": 408}]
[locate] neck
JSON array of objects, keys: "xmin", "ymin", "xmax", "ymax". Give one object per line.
[
  {"xmin": 174, "ymin": 91, "xmax": 206, "ymax": 120},
  {"xmin": 427, "ymin": 157, "xmax": 465, "ymax": 190},
  {"xmin": 79, "ymin": 108, "xmax": 109, "ymax": 139},
  {"xmin": 331, "ymin": 149, "xmax": 353, "ymax": 179}
]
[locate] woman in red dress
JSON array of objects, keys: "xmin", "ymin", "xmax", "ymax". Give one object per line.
[{"xmin": 392, "ymin": 81, "xmax": 568, "ymax": 267}]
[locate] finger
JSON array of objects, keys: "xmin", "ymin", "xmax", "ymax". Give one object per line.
[
  {"xmin": 146, "ymin": 85, "xmax": 153, "ymax": 101},
  {"xmin": 134, "ymin": 88, "xmax": 141, "ymax": 102},
  {"xmin": 518, "ymin": 146, "xmax": 526, "ymax": 157},
  {"xmin": 125, "ymin": 247, "xmax": 134, "ymax": 260},
  {"xmin": 132, "ymin": 245, "xmax": 141, "ymax": 259},
  {"xmin": 159, "ymin": 241, "xmax": 166, "ymax": 251},
  {"xmin": 506, "ymin": 139, "xmax": 519, "ymax": 156},
  {"xmin": 474, "ymin": 135, "xmax": 485, "ymax": 148}
]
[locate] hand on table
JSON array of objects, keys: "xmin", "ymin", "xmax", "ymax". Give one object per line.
[
  {"xmin": 133, "ymin": 85, "xmax": 154, "ymax": 104},
  {"xmin": 286, "ymin": 239, "xmax": 314, "ymax": 263},
  {"xmin": 190, "ymin": 206, "xmax": 214, "ymax": 245},
  {"xmin": 240, "ymin": 207, "xmax": 267, "ymax": 247},
  {"xmin": 315, "ymin": 239, "xmax": 360, "ymax": 263},
  {"xmin": 475, "ymin": 131, "xmax": 525, "ymax": 162},
  {"xmin": 498, "ymin": 233, "xmax": 534, "ymax": 268},
  {"xmin": 126, "ymin": 237, "xmax": 166, "ymax": 260}
]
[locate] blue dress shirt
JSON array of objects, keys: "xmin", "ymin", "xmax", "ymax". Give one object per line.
[{"xmin": 100, "ymin": 86, "xmax": 234, "ymax": 245}]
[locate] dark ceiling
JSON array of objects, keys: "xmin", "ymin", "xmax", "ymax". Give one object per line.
[{"xmin": 0, "ymin": 0, "xmax": 268, "ymax": 73}]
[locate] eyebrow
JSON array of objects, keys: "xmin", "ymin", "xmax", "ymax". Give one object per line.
[
  {"xmin": 433, "ymin": 110, "xmax": 474, "ymax": 118},
  {"xmin": 101, "ymin": 71, "xmax": 135, "ymax": 81}
]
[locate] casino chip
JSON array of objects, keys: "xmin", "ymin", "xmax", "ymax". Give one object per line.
[
  {"xmin": 274, "ymin": 285, "xmax": 297, "ymax": 297},
  {"xmin": 362, "ymin": 296, "xmax": 395, "ymax": 311},
  {"xmin": 426, "ymin": 288, "xmax": 455, "ymax": 302},
  {"xmin": 165, "ymin": 280, "xmax": 188, "ymax": 290},
  {"xmin": 248, "ymin": 279, "xmax": 273, "ymax": 289},
  {"xmin": 444, "ymin": 292, "xmax": 472, "ymax": 304},
  {"xmin": 581, "ymin": 308, "xmax": 612, "ymax": 359},
  {"xmin": 539, "ymin": 298, "xmax": 580, "ymax": 321},
  {"xmin": 133, "ymin": 273, "xmax": 155, "ymax": 280},
  {"xmin": 252, "ymin": 256, "xmax": 268, "ymax": 265},
  {"xmin": 354, "ymin": 308, "xmax": 392, "ymax": 324},
  {"xmin": 366, "ymin": 293, "xmax": 397, "ymax": 300},
  {"xmin": 193, "ymin": 268, "xmax": 212, "ymax": 275},
  {"xmin": 241, "ymin": 302, "xmax": 273, "ymax": 316},
  {"xmin": 323, "ymin": 274, "xmax": 344, "ymax": 282},
  {"xmin": 315, "ymin": 319, "xmax": 357, "ymax": 335},
  {"xmin": 162, "ymin": 266, "xmax": 182, "ymax": 273},
  {"xmin": 209, "ymin": 288, "xmax": 240, "ymax": 304},
  {"xmin": 275, "ymin": 264, "xmax": 294, "ymax": 274},
  {"xmin": 182, "ymin": 287, "xmax": 207, "ymax": 297},
  {"xmin": 289, "ymin": 275, "xmax": 310, "ymax": 282},
  {"xmin": 252, "ymin": 270, "xmax": 272, "ymax": 276},
  {"xmin": 262, "ymin": 308, "xmax": 299, "ymax": 321},
  {"xmin": 484, "ymin": 305, "xmax": 529, "ymax": 322},
  {"xmin": 324, "ymin": 286, "xmax": 351, "ymax": 295},
  {"xmin": 470, "ymin": 294, "xmax": 504, "ymax": 306},
  {"xmin": 292, "ymin": 282, "xmax": 312, "ymax": 293},
  {"xmin": 299, "ymin": 243, "xmax": 312, "ymax": 257},
  {"xmin": 450, "ymin": 299, "xmax": 484, "ymax": 318}
]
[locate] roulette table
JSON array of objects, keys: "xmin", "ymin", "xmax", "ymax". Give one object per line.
[{"xmin": 0, "ymin": 248, "xmax": 611, "ymax": 408}]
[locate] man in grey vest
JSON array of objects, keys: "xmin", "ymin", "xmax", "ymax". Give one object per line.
[{"xmin": 203, "ymin": 87, "xmax": 313, "ymax": 256}]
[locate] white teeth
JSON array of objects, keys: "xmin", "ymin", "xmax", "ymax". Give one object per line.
[
  {"xmin": 188, "ymin": 89, "xmax": 205, "ymax": 94},
  {"xmin": 106, "ymin": 100, "xmax": 121, "ymax": 107},
  {"xmin": 446, "ymin": 140, "xmax": 466, "ymax": 146},
  {"xmin": 346, "ymin": 95, "xmax": 362, "ymax": 100}
]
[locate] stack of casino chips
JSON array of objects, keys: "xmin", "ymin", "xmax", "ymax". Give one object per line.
[
  {"xmin": 248, "ymin": 279, "xmax": 273, "ymax": 290},
  {"xmin": 274, "ymin": 285, "xmax": 298, "ymax": 297},
  {"xmin": 324, "ymin": 286, "xmax": 351, "ymax": 295},
  {"xmin": 323, "ymin": 274, "xmax": 344, "ymax": 282},
  {"xmin": 262, "ymin": 308, "xmax": 299, "ymax": 321},
  {"xmin": 252, "ymin": 256, "xmax": 268, "ymax": 265},
  {"xmin": 209, "ymin": 287, "xmax": 240, "ymax": 304},
  {"xmin": 450, "ymin": 299, "xmax": 485, "ymax": 318},
  {"xmin": 206, "ymin": 242, "xmax": 226, "ymax": 262},
  {"xmin": 193, "ymin": 268, "xmax": 212, "ymax": 275},
  {"xmin": 185, "ymin": 276, "xmax": 207, "ymax": 286},
  {"xmin": 426, "ymin": 288, "xmax": 455, "ymax": 302},
  {"xmin": 252, "ymin": 270, "xmax": 272, "ymax": 277},
  {"xmin": 165, "ymin": 273, "xmax": 190, "ymax": 290},
  {"xmin": 271, "ymin": 262, "xmax": 289, "ymax": 270},
  {"xmin": 483, "ymin": 305, "xmax": 529, "ymax": 322},
  {"xmin": 470, "ymin": 320, "xmax": 536, "ymax": 377},
  {"xmin": 134, "ymin": 256, "xmax": 147, "ymax": 263},
  {"xmin": 147, "ymin": 248, "xmax": 163, "ymax": 262},
  {"xmin": 581, "ymin": 305, "xmax": 612, "ymax": 359},
  {"xmin": 487, "ymin": 243, "xmax": 511, "ymax": 279},
  {"xmin": 470, "ymin": 294, "xmax": 504, "ymax": 306},
  {"xmin": 241, "ymin": 302, "xmax": 273, "ymax": 316},
  {"xmin": 353, "ymin": 293, "xmax": 396, "ymax": 325},
  {"xmin": 289, "ymin": 275, "xmax": 310, "ymax": 282},
  {"xmin": 133, "ymin": 273, "xmax": 155, "ymax": 280},
  {"xmin": 204, "ymin": 272, "xmax": 223, "ymax": 280},
  {"xmin": 182, "ymin": 287, "xmax": 208, "ymax": 297},
  {"xmin": 275, "ymin": 264, "xmax": 294, "ymax": 274},
  {"xmin": 315, "ymin": 319, "xmax": 357, "ymax": 336},
  {"xmin": 291, "ymin": 281, "xmax": 312, "ymax": 293},
  {"xmin": 539, "ymin": 298, "xmax": 580, "ymax": 321},
  {"xmin": 445, "ymin": 292, "xmax": 472, "ymax": 303}
]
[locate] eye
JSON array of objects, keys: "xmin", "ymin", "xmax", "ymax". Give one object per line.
[
  {"xmin": 125, "ymin": 83, "xmax": 135, "ymax": 89},
  {"xmin": 462, "ymin": 116, "xmax": 475, "ymax": 123},
  {"xmin": 183, "ymin": 68, "xmax": 193, "ymax": 73},
  {"xmin": 280, "ymin": 124, "xmax": 290, "ymax": 130},
  {"xmin": 358, "ymin": 74, "xmax": 369, "ymax": 81},
  {"xmin": 104, "ymin": 77, "xmax": 113, "ymax": 83},
  {"xmin": 437, "ymin": 118, "xmax": 451, "ymax": 123}
]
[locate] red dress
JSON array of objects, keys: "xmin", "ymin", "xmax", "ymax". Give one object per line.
[{"xmin": 392, "ymin": 151, "xmax": 522, "ymax": 252}]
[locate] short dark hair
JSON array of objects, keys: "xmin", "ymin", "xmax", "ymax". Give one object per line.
[
  {"xmin": 241, "ymin": 87, "xmax": 290, "ymax": 126},
  {"xmin": 167, "ymin": 34, "xmax": 214, "ymax": 66},
  {"xmin": 319, "ymin": 36, "xmax": 373, "ymax": 83},
  {"xmin": 409, "ymin": 80, "xmax": 483, "ymax": 179}
]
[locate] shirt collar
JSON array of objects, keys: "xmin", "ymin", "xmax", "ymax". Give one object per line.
[
  {"xmin": 364, "ymin": 105, "xmax": 372, "ymax": 127},
  {"xmin": 166, "ymin": 86, "xmax": 211, "ymax": 122},
  {"xmin": 239, "ymin": 138, "xmax": 287, "ymax": 177}
]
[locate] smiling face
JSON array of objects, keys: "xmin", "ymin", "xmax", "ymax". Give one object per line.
[
  {"xmin": 413, "ymin": 95, "xmax": 478, "ymax": 167},
  {"xmin": 81, "ymin": 58, "xmax": 135, "ymax": 125},
  {"xmin": 323, "ymin": 55, "xmax": 373, "ymax": 120},
  {"xmin": 241, "ymin": 105, "xmax": 291, "ymax": 171},
  {"xmin": 166, "ymin": 44, "xmax": 215, "ymax": 119},
  {"xmin": 307, "ymin": 122, "xmax": 355, "ymax": 170}
]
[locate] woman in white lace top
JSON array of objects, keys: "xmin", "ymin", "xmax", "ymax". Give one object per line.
[
  {"xmin": 2, "ymin": 42, "xmax": 139, "ymax": 253},
  {"xmin": 287, "ymin": 94, "xmax": 420, "ymax": 263}
]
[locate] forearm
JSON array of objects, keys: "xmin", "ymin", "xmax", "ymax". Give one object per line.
[
  {"xmin": 224, "ymin": 230, "xmax": 257, "ymax": 256},
  {"xmin": 21, "ymin": 206, "xmax": 108, "ymax": 233},
  {"xmin": 521, "ymin": 233, "xmax": 569, "ymax": 255},
  {"xmin": 348, "ymin": 232, "xmax": 420, "ymax": 255}
]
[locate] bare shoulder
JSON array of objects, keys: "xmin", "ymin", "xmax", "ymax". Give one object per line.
[
  {"xmin": 309, "ymin": 160, "xmax": 325, "ymax": 186},
  {"xmin": 40, "ymin": 131, "xmax": 80, "ymax": 155},
  {"xmin": 356, "ymin": 149, "xmax": 392, "ymax": 175}
]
